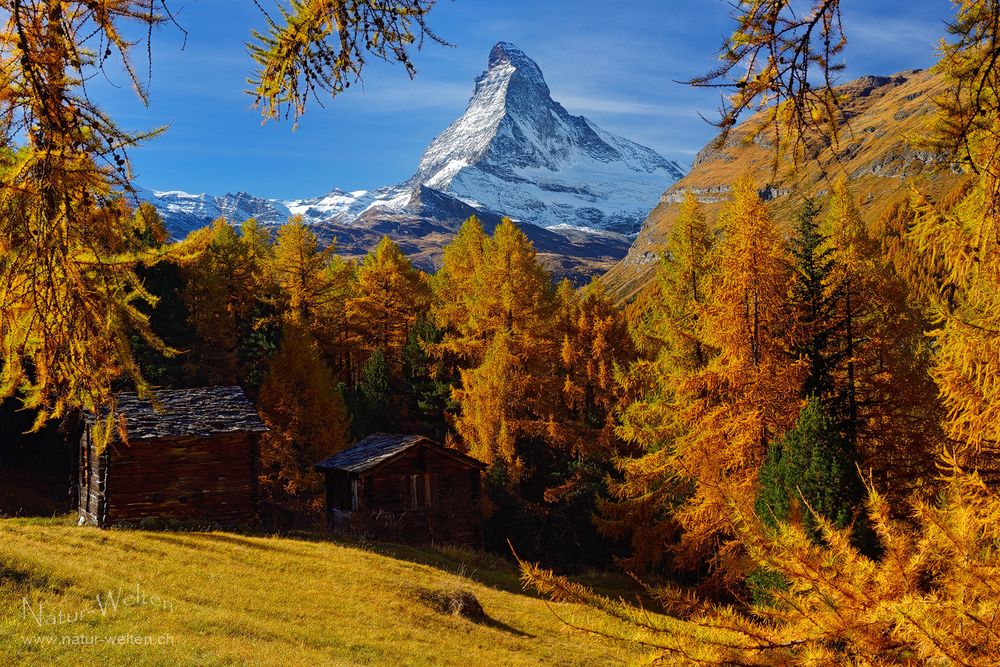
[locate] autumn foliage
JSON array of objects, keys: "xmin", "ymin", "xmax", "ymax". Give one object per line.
[
  {"xmin": 517, "ymin": 2, "xmax": 1000, "ymax": 665},
  {"xmin": 0, "ymin": 0, "xmax": 438, "ymax": 445},
  {"xmin": 5, "ymin": 1, "xmax": 1000, "ymax": 664}
]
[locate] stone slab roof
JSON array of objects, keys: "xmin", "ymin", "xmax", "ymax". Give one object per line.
[
  {"xmin": 315, "ymin": 433, "xmax": 485, "ymax": 473},
  {"xmin": 92, "ymin": 386, "xmax": 266, "ymax": 441}
]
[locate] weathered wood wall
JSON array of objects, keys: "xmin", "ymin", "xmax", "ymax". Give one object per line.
[
  {"xmin": 327, "ymin": 444, "xmax": 482, "ymax": 546},
  {"xmin": 79, "ymin": 429, "xmax": 257, "ymax": 527}
]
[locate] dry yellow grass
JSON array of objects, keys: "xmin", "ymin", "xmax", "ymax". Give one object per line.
[
  {"xmin": 602, "ymin": 68, "xmax": 962, "ymax": 303},
  {"xmin": 0, "ymin": 518, "xmax": 645, "ymax": 666}
]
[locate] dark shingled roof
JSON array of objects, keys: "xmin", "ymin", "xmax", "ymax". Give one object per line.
[
  {"xmin": 95, "ymin": 386, "xmax": 267, "ymax": 440},
  {"xmin": 315, "ymin": 433, "xmax": 485, "ymax": 473}
]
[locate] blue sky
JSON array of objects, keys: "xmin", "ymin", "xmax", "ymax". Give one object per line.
[{"xmin": 91, "ymin": 1, "xmax": 953, "ymax": 200}]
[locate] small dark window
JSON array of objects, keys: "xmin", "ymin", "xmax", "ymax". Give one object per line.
[{"xmin": 339, "ymin": 474, "xmax": 352, "ymax": 510}]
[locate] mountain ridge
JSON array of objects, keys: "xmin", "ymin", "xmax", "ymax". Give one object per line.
[
  {"xmin": 140, "ymin": 42, "xmax": 686, "ymax": 283},
  {"xmin": 600, "ymin": 68, "xmax": 964, "ymax": 301}
]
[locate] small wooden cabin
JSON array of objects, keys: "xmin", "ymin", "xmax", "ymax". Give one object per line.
[
  {"xmin": 315, "ymin": 434, "xmax": 486, "ymax": 545},
  {"xmin": 78, "ymin": 386, "xmax": 266, "ymax": 528}
]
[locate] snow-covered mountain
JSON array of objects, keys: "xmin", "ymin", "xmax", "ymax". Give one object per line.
[
  {"xmin": 136, "ymin": 187, "xmax": 291, "ymax": 237},
  {"xmin": 410, "ymin": 42, "xmax": 686, "ymax": 233},
  {"xmin": 140, "ymin": 42, "xmax": 686, "ymax": 281}
]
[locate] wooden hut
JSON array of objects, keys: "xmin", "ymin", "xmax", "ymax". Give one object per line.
[
  {"xmin": 315, "ymin": 434, "xmax": 486, "ymax": 545},
  {"xmin": 78, "ymin": 386, "xmax": 266, "ymax": 528}
]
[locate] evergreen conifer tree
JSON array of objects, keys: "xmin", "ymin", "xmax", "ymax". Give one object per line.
[
  {"xmin": 755, "ymin": 398, "xmax": 866, "ymax": 545},
  {"xmin": 349, "ymin": 347, "xmax": 392, "ymax": 438},
  {"xmin": 788, "ymin": 199, "xmax": 839, "ymax": 400}
]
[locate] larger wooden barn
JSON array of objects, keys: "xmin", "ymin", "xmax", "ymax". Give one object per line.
[
  {"xmin": 315, "ymin": 434, "xmax": 486, "ymax": 545},
  {"xmin": 78, "ymin": 386, "xmax": 266, "ymax": 528}
]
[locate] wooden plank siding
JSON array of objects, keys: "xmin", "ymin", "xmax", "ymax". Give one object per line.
[
  {"xmin": 79, "ymin": 427, "xmax": 258, "ymax": 528},
  {"xmin": 325, "ymin": 443, "xmax": 483, "ymax": 546}
]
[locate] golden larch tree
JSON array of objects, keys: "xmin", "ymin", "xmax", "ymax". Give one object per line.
[
  {"xmin": 183, "ymin": 219, "xmax": 261, "ymax": 386},
  {"xmin": 554, "ymin": 279, "xmax": 633, "ymax": 455},
  {"xmin": 257, "ymin": 321, "xmax": 350, "ymax": 512},
  {"xmin": 346, "ymin": 236, "xmax": 431, "ymax": 371},
  {"xmin": 457, "ymin": 218, "xmax": 556, "ymax": 363},
  {"xmin": 0, "ymin": 2, "xmax": 208, "ymax": 439},
  {"xmin": 454, "ymin": 332, "xmax": 525, "ymax": 474},
  {"xmin": 430, "ymin": 216, "xmax": 488, "ymax": 346},
  {"xmin": 449, "ymin": 219, "xmax": 559, "ymax": 480},
  {"xmin": 825, "ymin": 177, "xmax": 943, "ymax": 498},
  {"xmin": 599, "ymin": 190, "xmax": 717, "ymax": 570},
  {"xmin": 272, "ymin": 216, "xmax": 338, "ymax": 325},
  {"xmin": 667, "ymin": 174, "xmax": 800, "ymax": 571}
]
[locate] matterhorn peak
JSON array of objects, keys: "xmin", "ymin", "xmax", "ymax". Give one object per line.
[
  {"xmin": 412, "ymin": 41, "xmax": 686, "ymax": 233},
  {"xmin": 478, "ymin": 41, "xmax": 552, "ymax": 118},
  {"xmin": 486, "ymin": 42, "xmax": 547, "ymax": 87},
  {"xmin": 143, "ymin": 40, "xmax": 687, "ymax": 255},
  {"xmin": 488, "ymin": 41, "xmax": 530, "ymax": 67}
]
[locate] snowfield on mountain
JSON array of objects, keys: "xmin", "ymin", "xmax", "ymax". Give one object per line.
[{"xmin": 137, "ymin": 42, "xmax": 686, "ymax": 282}]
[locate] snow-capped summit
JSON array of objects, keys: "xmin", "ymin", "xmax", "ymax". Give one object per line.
[
  {"xmin": 410, "ymin": 41, "xmax": 687, "ymax": 233},
  {"xmin": 489, "ymin": 41, "xmax": 546, "ymax": 80},
  {"xmin": 140, "ymin": 41, "xmax": 687, "ymax": 281}
]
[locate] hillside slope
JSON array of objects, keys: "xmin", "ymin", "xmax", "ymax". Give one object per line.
[
  {"xmin": 0, "ymin": 519, "xmax": 643, "ymax": 666},
  {"xmin": 602, "ymin": 69, "xmax": 963, "ymax": 302}
]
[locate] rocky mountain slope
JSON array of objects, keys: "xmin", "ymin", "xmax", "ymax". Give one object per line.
[
  {"xmin": 410, "ymin": 42, "xmax": 686, "ymax": 234},
  {"xmin": 601, "ymin": 69, "xmax": 963, "ymax": 301},
  {"xmin": 141, "ymin": 42, "xmax": 686, "ymax": 283}
]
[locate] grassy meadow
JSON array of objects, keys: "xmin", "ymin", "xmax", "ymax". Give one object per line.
[{"xmin": 0, "ymin": 517, "xmax": 649, "ymax": 666}]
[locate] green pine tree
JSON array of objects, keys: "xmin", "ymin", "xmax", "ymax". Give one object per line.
[
  {"xmin": 350, "ymin": 348, "xmax": 392, "ymax": 438},
  {"xmin": 755, "ymin": 398, "xmax": 867, "ymax": 546},
  {"xmin": 402, "ymin": 316, "xmax": 455, "ymax": 438},
  {"xmin": 788, "ymin": 199, "xmax": 839, "ymax": 400}
]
